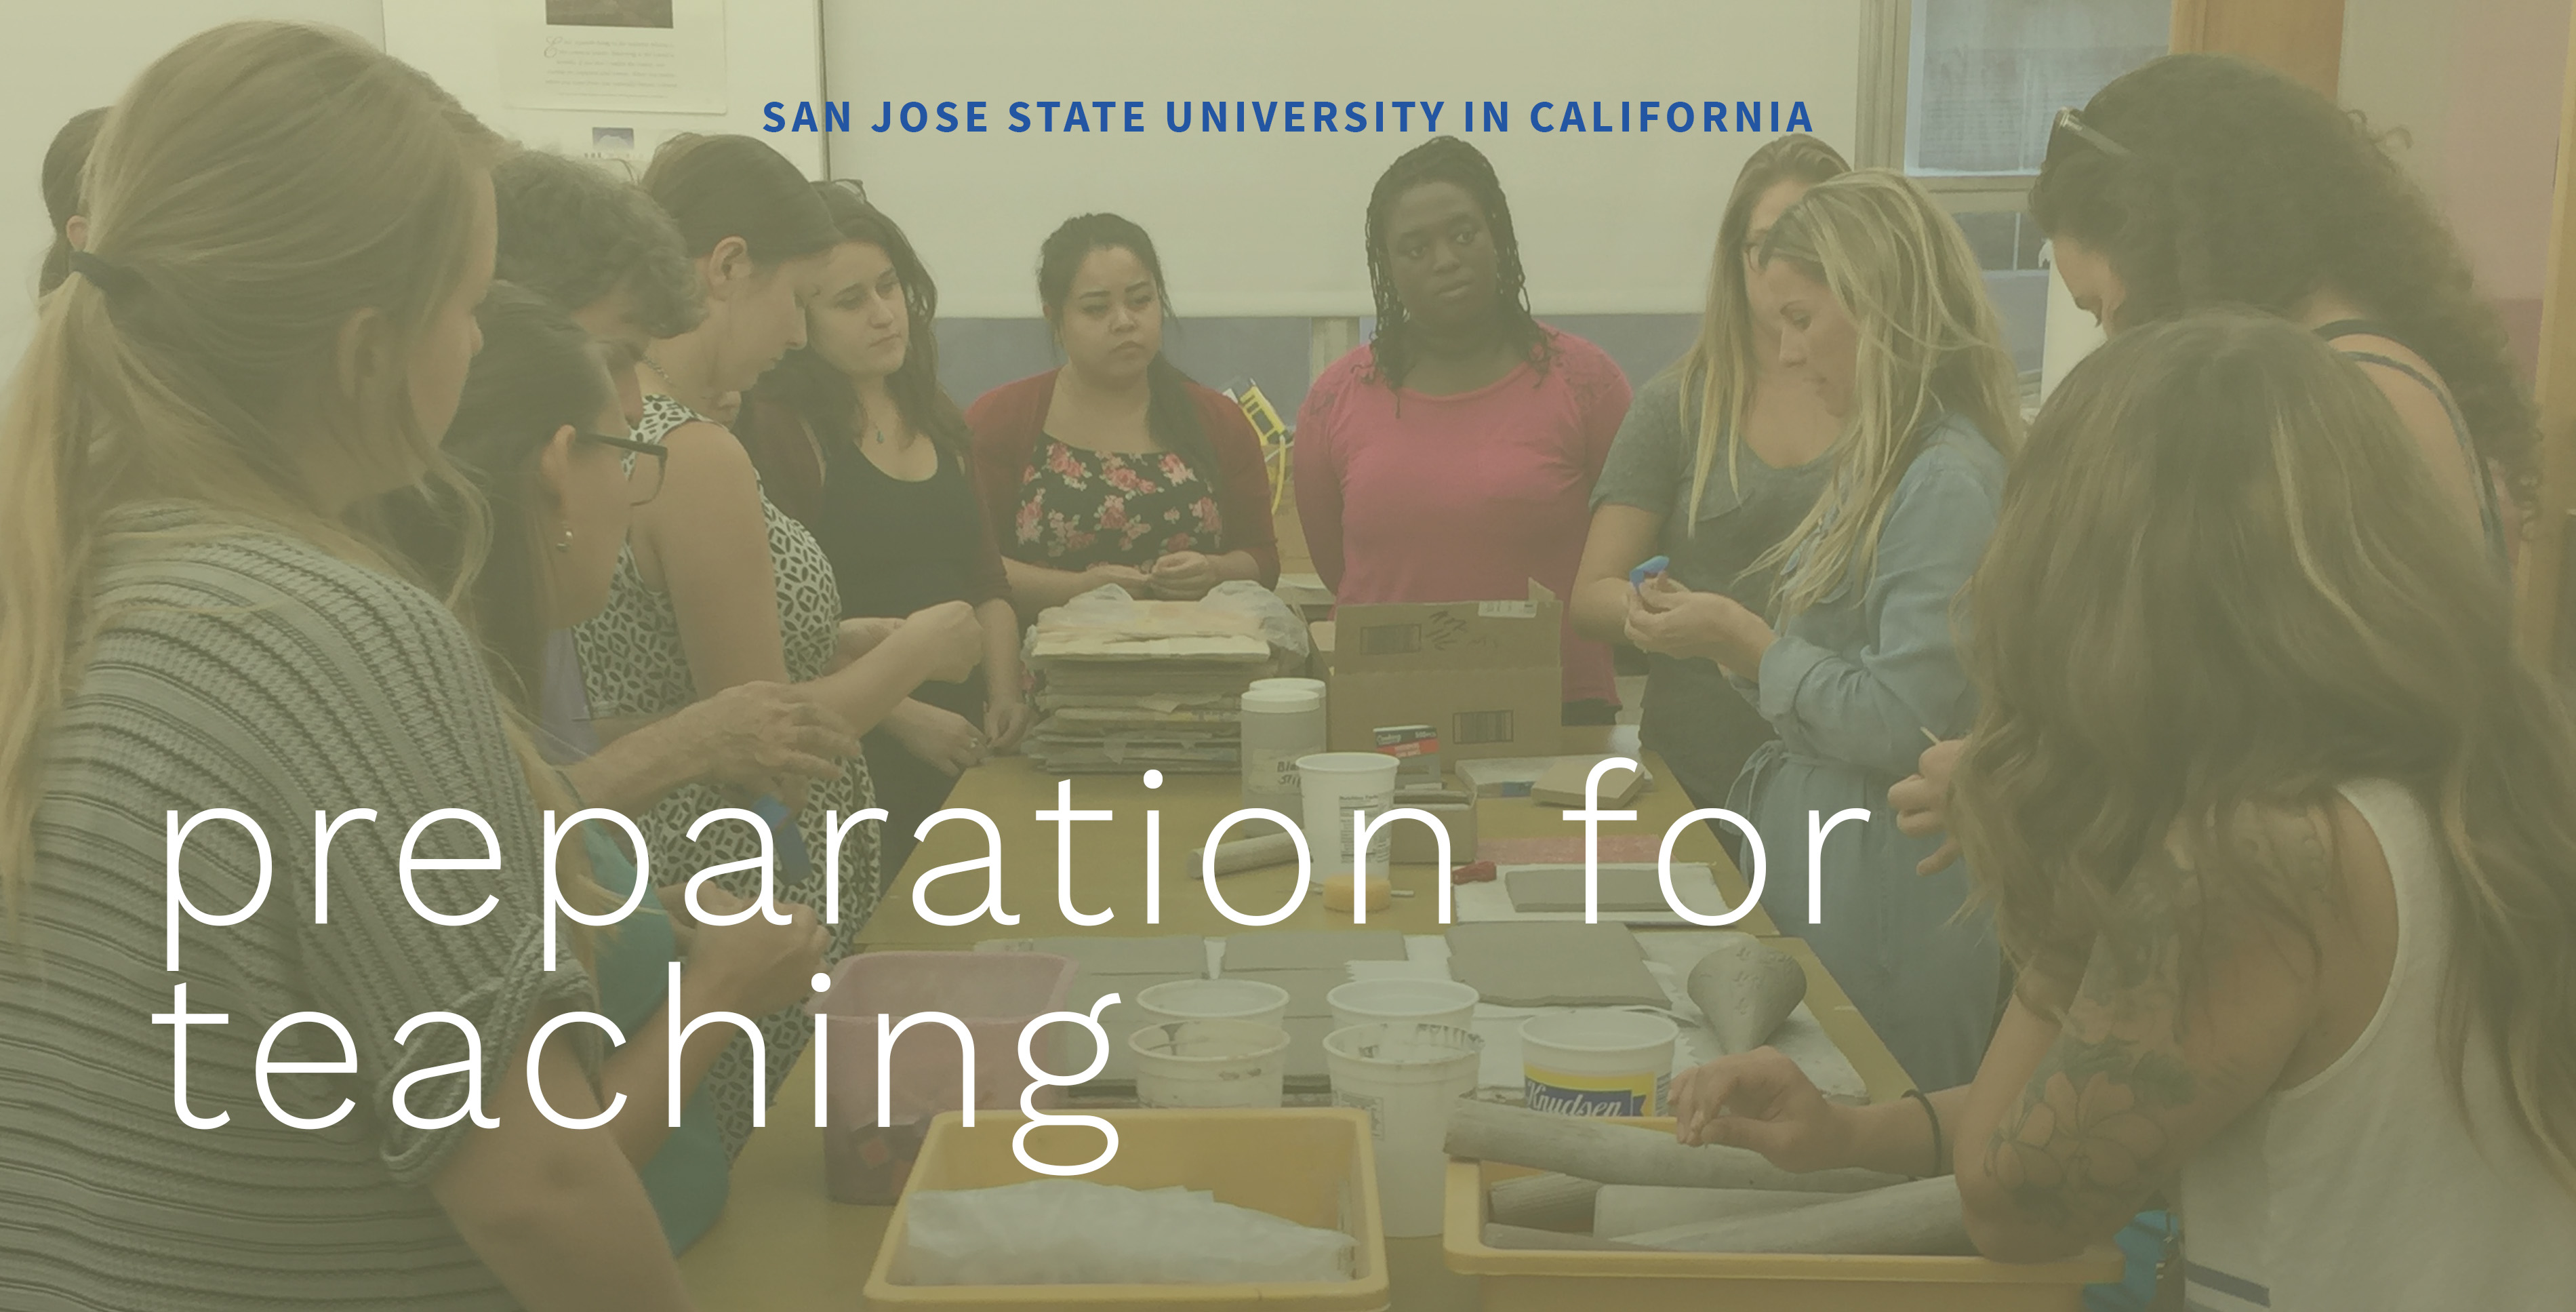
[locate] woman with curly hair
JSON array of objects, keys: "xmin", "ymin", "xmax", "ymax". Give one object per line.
[
  {"xmin": 2032, "ymin": 52, "xmax": 2533, "ymax": 569},
  {"xmin": 1666, "ymin": 311, "xmax": 2576, "ymax": 1303}
]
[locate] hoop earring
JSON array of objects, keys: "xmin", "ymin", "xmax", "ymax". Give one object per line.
[{"xmin": 553, "ymin": 524, "xmax": 573, "ymax": 554}]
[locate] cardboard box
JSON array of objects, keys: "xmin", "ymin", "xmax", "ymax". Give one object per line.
[{"xmin": 1310, "ymin": 582, "xmax": 1563, "ymax": 762}]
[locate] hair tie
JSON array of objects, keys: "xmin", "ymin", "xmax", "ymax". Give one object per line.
[{"xmin": 68, "ymin": 250, "xmax": 139, "ymax": 299}]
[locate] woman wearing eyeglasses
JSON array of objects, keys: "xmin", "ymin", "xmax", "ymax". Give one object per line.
[{"xmin": 386, "ymin": 284, "xmax": 834, "ymax": 1251}]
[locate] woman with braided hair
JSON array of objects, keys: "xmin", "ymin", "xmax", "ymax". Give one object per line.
[{"xmin": 1293, "ymin": 134, "xmax": 1632, "ymax": 724}]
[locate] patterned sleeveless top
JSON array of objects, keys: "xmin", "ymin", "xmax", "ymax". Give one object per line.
[{"xmin": 571, "ymin": 392, "xmax": 883, "ymax": 1155}]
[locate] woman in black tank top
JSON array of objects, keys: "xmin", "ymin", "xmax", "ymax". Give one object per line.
[{"xmin": 743, "ymin": 182, "xmax": 1033, "ymax": 877}]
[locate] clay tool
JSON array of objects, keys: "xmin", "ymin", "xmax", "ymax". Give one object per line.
[{"xmin": 751, "ymin": 794, "xmax": 813, "ymax": 879}]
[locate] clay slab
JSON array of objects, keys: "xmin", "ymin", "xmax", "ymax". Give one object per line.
[{"xmin": 1445, "ymin": 921, "xmax": 1664, "ymax": 1008}]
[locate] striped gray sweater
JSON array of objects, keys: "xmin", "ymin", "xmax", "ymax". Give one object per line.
[{"xmin": 1, "ymin": 505, "xmax": 598, "ymax": 1311}]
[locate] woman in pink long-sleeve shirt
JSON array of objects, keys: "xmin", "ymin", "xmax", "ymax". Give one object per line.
[{"xmin": 1294, "ymin": 136, "xmax": 1632, "ymax": 717}]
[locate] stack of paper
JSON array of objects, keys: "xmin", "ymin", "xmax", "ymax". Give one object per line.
[{"xmin": 1023, "ymin": 599, "xmax": 1277, "ymax": 774}]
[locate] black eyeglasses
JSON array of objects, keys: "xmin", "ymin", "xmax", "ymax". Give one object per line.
[
  {"xmin": 2047, "ymin": 106, "xmax": 2132, "ymax": 165},
  {"xmin": 579, "ymin": 431, "xmax": 667, "ymax": 505}
]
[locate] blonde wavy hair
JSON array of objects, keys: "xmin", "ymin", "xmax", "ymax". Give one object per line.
[
  {"xmin": 1954, "ymin": 310, "xmax": 2576, "ymax": 1189},
  {"xmin": 0, "ymin": 23, "xmax": 534, "ymax": 918},
  {"xmin": 1670, "ymin": 134, "xmax": 1847, "ymax": 523},
  {"xmin": 1750, "ymin": 170, "xmax": 2023, "ymax": 616}
]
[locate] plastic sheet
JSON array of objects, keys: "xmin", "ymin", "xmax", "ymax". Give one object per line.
[{"xmin": 903, "ymin": 1179, "xmax": 1355, "ymax": 1286}]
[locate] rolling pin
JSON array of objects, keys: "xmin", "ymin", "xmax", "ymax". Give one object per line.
[
  {"xmin": 1617, "ymin": 1176, "xmax": 1975, "ymax": 1255},
  {"xmin": 1592, "ymin": 1185, "xmax": 1834, "ymax": 1239},
  {"xmin": 1185, "ymin": 827, "xmax": 1301, "ymax": 877},
  {"xmin": 1445, "ymin": 1097, "xmax": 1904, "ymax": 1193}
]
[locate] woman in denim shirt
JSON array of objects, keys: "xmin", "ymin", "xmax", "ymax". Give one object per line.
[{"xmin": 1624, "ymin": 170, "xmax": 2022, "ymax": 1090}]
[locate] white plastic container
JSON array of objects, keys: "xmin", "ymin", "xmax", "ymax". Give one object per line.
[
  {"xmin": 1324, "ymin": 1021, "xmax": 1484, "ymax": 1237},
  {"xmin": 1239, "ymin": 686, "xmax": 1326, "ymax": 814},
  {"xmin": 1518, "ymin": 1010, "xmax": 1679, "ymax": 1118},
  {"xmin": 1249, "ymin": 676, "xmax": 1327, "ymax": 702},
  {"xmin": 1325, "ymin": 978, "xmax": 1478, "ymax": 1035},
  {"xmin": 1297, "ymin": 751, "xmax": 1398, "ymax": 879},
  {"xmin": 1128, "ymin": 1019, "xmax": 1292, "ymax": 1109},
  {"xmin": 1135, "ymin": 978, "xmax": 1291, "ymax": 1030}
]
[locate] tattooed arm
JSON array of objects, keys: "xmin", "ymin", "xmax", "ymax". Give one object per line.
[{"xmin": 1952, "ymin": 808, "xmax": 2333, "ymax": 1262}]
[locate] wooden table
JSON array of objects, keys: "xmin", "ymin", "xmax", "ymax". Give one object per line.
[
  {"xmin": 679, "ymin": 739, "xmax": 1915, "ymax": 1309},
  {"xmin": 872, "ymin": 735, "xmax": 1776, "ymax": 942}
]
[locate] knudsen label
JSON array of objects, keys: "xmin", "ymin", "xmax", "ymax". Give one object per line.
[{"xmin": 1523, "ymin": 1066, "xmax": 1668, "ymax": 1117}]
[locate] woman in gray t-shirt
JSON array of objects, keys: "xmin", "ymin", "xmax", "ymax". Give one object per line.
[{"xmin": 1573, "ymin": 135, "xmax": 1847, "ymax": 808}]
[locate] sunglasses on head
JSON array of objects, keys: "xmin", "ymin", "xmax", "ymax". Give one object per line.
[{"xmin": 2047, "ymin": 106, "xmax": 2133, "ymax": 165}]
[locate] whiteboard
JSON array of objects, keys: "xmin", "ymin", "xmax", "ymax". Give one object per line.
[
  {"xmin": 820, "ymin": 0, "xmax": 1864, "ymax": 317},
  {"xmin": 385, "ymin": 0, "xmax": 826, "ymax": 176}
]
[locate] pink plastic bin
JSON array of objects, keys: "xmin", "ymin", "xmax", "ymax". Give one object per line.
[{"xmin": 809, "ymin": 951, "xmax": 1076, "ymax": 1204}]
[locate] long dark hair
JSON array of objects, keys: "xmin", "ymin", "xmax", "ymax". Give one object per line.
[
  {"xmin": 1956, "ymin": 309, "xmax": 2576, "ymax": 1187},
  {"xmin": 1363, "ymin": 135, "xmax": 1552, "ymax": 391},
  {"xmin": 37, "ymin": 107, "xmax": 107, "ymax": 296},
  {"xmin": 2030, "ymin": 53, "xmax": 2538, "ymax": 520},
  {"xmin": 639, "ymin": 133, "xmax": 839, "ymax": 264},
  {"xmin": 386, "ymin": 283, "xmax": 616, "ymax": 715},
  {"xmin": 1037, "ymin": 212, "xmax": 1217, "ymax": 492},
  {"xmin": 758, "ymin": 180, "xmax": 967, "ymax": 458}
]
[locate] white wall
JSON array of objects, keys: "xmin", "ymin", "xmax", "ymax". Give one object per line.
[
  {"xmin": 2342, "ymin": 0, "xmax": 2567, "ymax": 370},
  {"xmin": 822, "ymin": 0, "xmax": 1866, "ymax": 318},
  {"xmin": 0, "ymin": 0, "xmax": 384, "ymax": 361},
  {"xmin": 384, "ymin": 0, "xmax": 824, "ymax": 176}
]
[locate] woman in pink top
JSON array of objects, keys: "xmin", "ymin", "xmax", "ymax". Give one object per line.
[{"xmin": 1294, "ymin": 135, "xmax": 1632, "ymax": 721}]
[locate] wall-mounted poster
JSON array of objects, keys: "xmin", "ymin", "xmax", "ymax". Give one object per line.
[{"xmin": 500, "ymin": 0, "xmax": 727, "ymax": 113}]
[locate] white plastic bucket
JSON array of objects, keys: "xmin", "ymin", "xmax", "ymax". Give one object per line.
[
  {"xmin": 1518, "ymin": 1010, "xmax": 1678, "ymax": 1117},
  {"xmin": 1325, "ymin": 978, "xmax": 1479, "ymax": 1035},
  {"xmin": 1127, "ymin": 1019, "xmax": 1291, "ymax": 1109},
  {"xmin": 1297, "ymin": 751, "xmax": 1399, "ymax": 879},
  {"xmin": 1325, "ymin": 1021, "xmax": 1485, "ymax": 1237},
  {"xmin": 1134, "ymin": 978, "xmax": 1291, "ymax": 1030}
]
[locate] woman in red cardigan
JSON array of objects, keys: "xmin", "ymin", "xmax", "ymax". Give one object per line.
[{"xmin": 966, "ymin": 212, "xmax": 1279, "ymax": 618}]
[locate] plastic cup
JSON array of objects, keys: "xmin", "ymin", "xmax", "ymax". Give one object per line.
[
  {"xmin": 1325, "ymin": 1021, "xmax": 1485, "ymax": 1237},
  {"xmin": 1325, "ymin": 978, "xmax": 1479, "ymax": 1035},
  {"xmin": 1297, "ymin": 751, "xmax": 1399, "ymax": 879},
  {"xmin": 1127, "ymin": 1019, "xmax": 1292, "ymax": 1109},
  {"xmin": 1518, "ymin": 1010, "xmax": 1679, "ymax": 1117},
  {"xmin": 1134, "ymin": 978, "xmax": 1291, "ymax": 1029}
]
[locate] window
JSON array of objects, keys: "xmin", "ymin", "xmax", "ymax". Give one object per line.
[
  {"xmin": 1906, "ymin": 0, "xmax": 2169, "ymax": 178},
  {"xmin": 1855, "ymin": 0, "xmax": 2163, "ymax": 391}
]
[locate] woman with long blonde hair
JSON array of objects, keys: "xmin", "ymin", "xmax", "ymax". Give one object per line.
[
  {"xmin": 1624, "ymin": 168, "xmax": 2022, "ymax": 1090},
  {"xmin": 1574, "ymin": 133, "xmax": 1847, "ymax": 813},
  {"xmin": 1669, "ymin": 311, "xmax": 2576, "ymax": 1303},
  {"xmin": 0, "ymin": 22, "xmax": 696, "ymax": 1309}
]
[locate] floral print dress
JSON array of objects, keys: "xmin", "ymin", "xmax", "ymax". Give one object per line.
[{"xmin": 1011, "ymin": 437, "xmax": 1225, "ymax": 569}]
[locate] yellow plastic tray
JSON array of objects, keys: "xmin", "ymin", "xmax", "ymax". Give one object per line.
[
  {"xmin": 866, "ymin": 1108, "xmax": 1390, "ymax": 1311},
  {"xmin": 1443, "ymin": 1117, "xmax": 2126, "ymax": 1312}
]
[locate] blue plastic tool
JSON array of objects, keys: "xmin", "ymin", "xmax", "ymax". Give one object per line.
[
  {"xmin": 750, "ymin": 794, "xmax": 815, "ymax": 877},
  {"xmin": 1628, "ymin": 555, "xmax": 1671, "ymax": 589}
]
